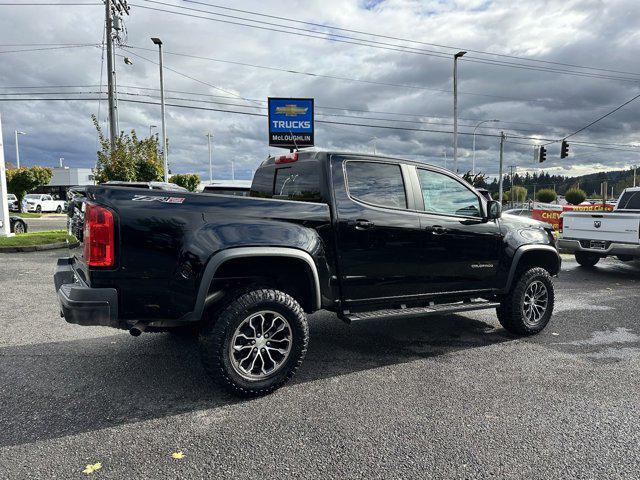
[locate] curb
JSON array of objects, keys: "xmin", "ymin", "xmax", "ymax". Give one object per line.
[{"xmin": 0, "ymin": 241, "xmax": 79, "ymax": 253}]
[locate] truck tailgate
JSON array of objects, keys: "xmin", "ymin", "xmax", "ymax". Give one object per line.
[{"xmin": 563, "ymin": 212, "xmax": 640, "ymax": 243}]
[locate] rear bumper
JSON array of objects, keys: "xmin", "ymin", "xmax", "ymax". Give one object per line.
[
  {"xmin": 558, "ymin": 238, "xmax": 640, "ymax": 257},
  {"xmin": 54, "ymin": 257, "xmax": 119, "ymax": 327}
]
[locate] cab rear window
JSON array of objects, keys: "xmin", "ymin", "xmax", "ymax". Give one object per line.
[
  {"xmin": 617, "ymin": 191, "xmax": 640, "ymax": 210},
  {"xmin": 251, "ymin": 162, "xmax": 321, "ymax": 202}
]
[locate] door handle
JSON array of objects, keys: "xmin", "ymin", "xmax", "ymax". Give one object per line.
[
  {"xmin": 353, "ymin": 219, "xmax": 374, "ymax": 230},
  {"xmin": 425, "ymin": 225, "xmax": 447, "ymax": 235}
]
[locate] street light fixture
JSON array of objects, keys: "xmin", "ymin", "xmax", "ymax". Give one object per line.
[
  {"xmin": 14, "ymin": 130, "xmax": 26, "ymax": 168},
  {"xmin": 472, "ymin": 119, "xmax": 499, "ymax": 176},
  {"xmin": 453, "ymin": 50, "xmax": 466, "ymax": 174},
  {"xmin": 151, "ymin": 37, "xmax": 168, "ymax": 182},
  {"xmin": 149, "ymin": 124, "xmax": 157, "ymax": 137}
]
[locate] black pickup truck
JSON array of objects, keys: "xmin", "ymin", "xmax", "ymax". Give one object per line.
[{"xmin": 55, "ymin": 151, "xmax": 560, "ymax": 396}]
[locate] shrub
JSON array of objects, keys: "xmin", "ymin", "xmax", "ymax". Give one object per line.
[
  {"xmin": 565, "ymin": 187, "xmax": 587, "ymax": 205},
  {"xmin": 536, "ymin": 188, "xmax": 557, "ymax": 203}
]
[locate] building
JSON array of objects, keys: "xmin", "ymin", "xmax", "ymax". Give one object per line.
[{"xmin": 35, "ymin": 167, "xmax": 95, "ymax": 199}]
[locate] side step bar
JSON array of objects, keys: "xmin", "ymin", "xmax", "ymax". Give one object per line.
[{"xmin": 340, "ymin": 299, "xmax": 500, "ymax": 324}]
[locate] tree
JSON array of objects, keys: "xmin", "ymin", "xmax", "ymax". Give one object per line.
[
  {"xmin": 92, "ymin": 115, "xmax": 164, "ymax": 183},
  {"xmin": 565, "ymin": 187, "xmax": 587, "ymax": 205},
  {"xmin": 169, "ymin": 173, "xmax": 200, "ymax": 192},
  {"xmin": 536, "ymin": 188, "xmax": 557, "ymax": 203},
  {"xmin": 6, "ymin": 166, "xmax": 53, "ymax": 211},
  {"xmin": 508, "ymin": 185, "xmax": 528, "ymax": 203},
  {"xmin": 462, "ymin": 170, "xmax": 487, "ymax": 188}
]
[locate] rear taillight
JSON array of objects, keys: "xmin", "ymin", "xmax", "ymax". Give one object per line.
[
  {"xmin": 83, "ymin": 203, "xmax": 115, "ymax": 267},
  {"xmin": 558, "ymin": 215, "xmax": 564, "ymax": 233}
]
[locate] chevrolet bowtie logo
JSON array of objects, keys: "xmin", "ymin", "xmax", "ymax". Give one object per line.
[{"xmin": 275, "ymin": 104, "xmax": 308, "ymax": 116}]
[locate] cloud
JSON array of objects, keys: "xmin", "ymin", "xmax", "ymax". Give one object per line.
[{"xmin": 1, "ymin": 0, "xmax": 639, "ymax": 180}]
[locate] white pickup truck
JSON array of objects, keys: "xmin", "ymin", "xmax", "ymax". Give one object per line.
[
  {"xmin": 23, "ymin": 193, "xmax": 66, "ymax": 213},
  {"xmin": 558, "ymin": 187, "xmax": 640, "ymax": 266}
]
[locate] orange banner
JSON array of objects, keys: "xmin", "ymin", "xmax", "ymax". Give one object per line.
[{"xmin": 531, "ymin": 203, "xmax": 615, "ymax": 230}]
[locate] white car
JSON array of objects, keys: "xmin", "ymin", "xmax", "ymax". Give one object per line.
[
  {"xmin": 23, "ymin": 194, "xmax": 66, "ymax": 213},
  {"xmin": 6, "ymin": 193, "xmax": 19, "ymax": 212},
  {"xmin": 558, "ymin": 187, "xmax": 640, "ymax": 266}
]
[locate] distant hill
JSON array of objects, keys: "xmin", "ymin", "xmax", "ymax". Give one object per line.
[{"xmin": 482, "ymin": 167, "xmax": 637, "ymax": 199}]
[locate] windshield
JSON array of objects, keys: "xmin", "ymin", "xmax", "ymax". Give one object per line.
[
  {"xmin": 617, "ymin": 190, "xmax": 640, "ymax": 210},
  {"xmin": 25, "ymin": 194, "xmax": 41, "ymax": 200}
]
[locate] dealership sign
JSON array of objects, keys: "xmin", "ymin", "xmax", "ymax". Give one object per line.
[{"xmin": 268, "ymin": 98, "xmax": 314, "ymax": 148}]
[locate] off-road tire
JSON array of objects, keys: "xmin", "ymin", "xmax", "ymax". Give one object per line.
[
  {"xmin": 199, "ymin": 288, "xmax": 309, "ymax": 397},
  {"xmin": 575, "ymin": 252, "xmax": 600, "ymax": 267},
  {"xmin": 497, "ymin": 267, "xmax": 554, "ymax": 335}
]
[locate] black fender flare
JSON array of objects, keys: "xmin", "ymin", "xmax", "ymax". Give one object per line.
[
  {"xmin": 192, "ymin": 247, "xmax": 322, "ymax": 322},
  {"xmin": 502, "ymin": 244, "xmax": 561, "ymax": 293}
]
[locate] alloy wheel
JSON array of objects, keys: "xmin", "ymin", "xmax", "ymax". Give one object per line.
[
  {"xmin": 522, "ymin": 280, "xmax": 548, "ymax": 326},
  {"xmin": 229, "ymin": 310, "xmax": 292, "ymax": 381}
]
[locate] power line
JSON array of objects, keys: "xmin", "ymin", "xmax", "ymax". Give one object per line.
[
  {"xmin": 564, "ymin": 92, "xmax": 640, "ymax": 139},
  {"xmin": 131, "ymin": 0, "xmax": 640, "ymax": 83},
  {"xmin": 124, "ymin": 44, "xmax": 547, "ymax": 103},
  {"xmin": 0, "ymin": 44, "xmax": 100, "ymax": 54},
  {"xmin": 184, "ymin": 0, "xmax": 640, "ymax": 80}
]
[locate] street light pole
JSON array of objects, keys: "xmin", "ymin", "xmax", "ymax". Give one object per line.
[
  {"xmin": 206, "ymin": 132, "xmax": 213, "ymax": 184},
  {"xmin": 453, "ymin": 50, "xmax": 466, "ymax": 174},
  {"xmin": 472, "ymin": 119, "xmax": 498, "ymax": 176},
  {"xmin": 151, "ymin": 37, "xmax": 168, "ymax": 182},
  {"xmin": 14, "ymin": 130, "xmax": 25, "ymax": 168}
]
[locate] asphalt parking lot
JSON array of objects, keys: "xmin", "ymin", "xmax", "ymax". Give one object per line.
[
  {"xmin": 21, "ymin": 214, "xmax": 67, "ymax": 232},
  {"xmin": 1, "ymin": 251, "xmax": 639, "ymax": 479}
]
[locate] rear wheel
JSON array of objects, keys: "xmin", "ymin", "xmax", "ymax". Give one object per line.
[
  {"xmin": 497, "ymin": 267, "xmax": 554, "ymax": 335},
  {"xmin": 199, "ymin": 288, "xmax": 309, "ymax": 397},
  {"xmin": 575, "ymin": 252, "xmax": 600, "ymax": 267}
]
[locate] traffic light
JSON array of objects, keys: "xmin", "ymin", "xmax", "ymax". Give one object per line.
[
  {"xmin": 560, "ymin": 139, "xmax": 569, "ymax": 159},
  {"xmin": 539, "ymin": 146, "xmax": 547, "ymax": 163}
]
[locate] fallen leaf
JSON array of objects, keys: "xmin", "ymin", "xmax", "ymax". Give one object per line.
[
  {"xmin": 171, "ymin": 452, "xmax": 185, "ymax": 460},
  {"xmin": 551, "ymin": 332, "xmax": 559, "ymax": 336},
  {"xmin": 82, "ymin": 462, "xmax": 102, "ymax": 474}
]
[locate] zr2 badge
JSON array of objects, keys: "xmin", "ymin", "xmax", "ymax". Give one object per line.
[{"xmin": 132, "ymin": 195, "xmax": 185, "ymax": 204}]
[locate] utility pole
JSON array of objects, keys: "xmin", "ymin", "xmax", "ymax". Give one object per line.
[
  {"xmin": 206, "ymin": 132, "xmax": 213, "ymax": 184},
  {"xmin": 151, "ymin": 37, "xmax": 168, "ymax": 182},
  {"xmin": 105, "ymin": 0, "xmax": 118, "ymax": 150},
  {"xmin": 509, "ymin": 165, "xmax": 516, "ymax": 208},
  {"xmin": 634, "ymin": 165, "xmax": 637, "ymax": 187},
  {"xmin": 231, "ymin": 161, "xmax": 235, "ymax": 181},
  {"xmin": 443, "ymin": 149, "xmax": 448, "ymax": 170},
  {"xmin": 498, "ymin": 132, "xmax": 505, "ymax": 205},
  {"xmin": 453, "ymin": 51, "xmax": 466, "ymax": 174}
]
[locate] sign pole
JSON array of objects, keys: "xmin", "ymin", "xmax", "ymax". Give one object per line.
[{"xmin": 0, "ymin": 113, "xmax": 14, "ymax": 237}]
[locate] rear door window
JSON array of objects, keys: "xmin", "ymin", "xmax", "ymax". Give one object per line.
[{"xmin": 345, "ymin": 161, "xmax": 407, "ymax": 209}]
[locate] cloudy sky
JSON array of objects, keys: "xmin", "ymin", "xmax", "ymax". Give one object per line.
[{"xmin": 1, "ymin": 0, "xmax": 639, "ymax": 181}]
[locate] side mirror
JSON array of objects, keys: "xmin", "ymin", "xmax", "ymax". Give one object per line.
[{"xmin": 487, "ymin": 200, "xmax": 502, "ymax": 220}]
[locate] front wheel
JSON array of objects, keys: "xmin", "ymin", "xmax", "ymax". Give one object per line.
[
  {"xmin": 56, "ymin": 205, "xmax": 62, "ymax": 213},
  {"xmin": 199, "ymin": 289, "xmax": 309, "ymax": 397},
  {"xmin": 497, "ymin": 267, "xmax": 554, "ymax": 335},
  {"xmin": 575, "ymin": 252, "xmax": 600, "ymax": 267},
  {"xmin": 36, "ymin": 205, "xmax": 42, "ymax": 213}
]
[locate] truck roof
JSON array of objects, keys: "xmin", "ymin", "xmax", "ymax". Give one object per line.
[{"xmin": 261, "ymin": 149, "xmax": 447, "ymax": 172}]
